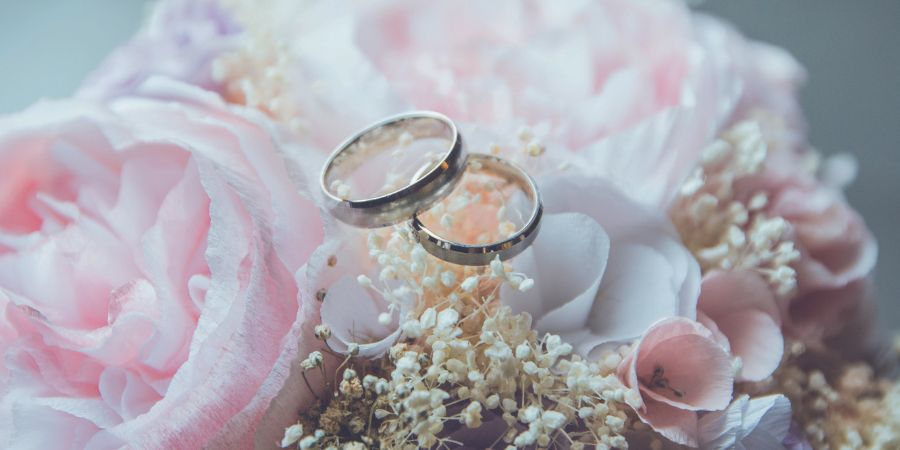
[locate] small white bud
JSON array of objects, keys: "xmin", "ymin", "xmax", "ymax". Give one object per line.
[
  {"xmin": 280, "ymin": 423, "xmax": 303, "ymax": 448},
  {"xmin": 517, "ymin": 278, "xmax": 534, "ymax": 292},
  {"xmin": 515, "ymin": 343, "xmax": 531, "ymax": 359},
  {"xmin": 440, "ymin": 271, "xmax": 457, "ymax": 287},
  {"xmin": 461, "ymin": 276, "xmax": 479, "ymax": 292}
]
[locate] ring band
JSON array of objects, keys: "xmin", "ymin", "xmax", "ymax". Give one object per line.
[
  {"xmin": 412, "ymin": 154, "xmax": 543, "ymax": 266},
  {"xmin": 320, "ymin": 111, "xmax": 466, "ymax": 228}
]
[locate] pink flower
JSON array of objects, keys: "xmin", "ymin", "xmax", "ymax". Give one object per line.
[
  {"xmin": 501, "ymin": 175, "xmax": 700, "ymax": 357},
  {"xmin": 219, "ymin": 0, "xmax": 768, "ymax": 207},
  {"xmin": 617, "ymin": 317, "xmax": 734, "ymax": 447},
  {"xmin": 0, "ymin": 79, "xmax": 325, "ymax": 449},
  {"xmin": 698, "ymin": 271, "xmax": 783, "ymax": 382},
  {"xmin": 698, "ymin": 394, "xmax": 792, "ymax": 450},
  {"xmin": 737, "ymin": 159, "xmax": 877, "ymax": 341}
]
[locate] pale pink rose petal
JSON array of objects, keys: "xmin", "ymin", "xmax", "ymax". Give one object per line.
[
  {"xmin": 698, "ymin": 271, "xmax": 783, "ymax": 381},
  {"xmin": 699, "ymin": 271, "xmax": 780, "ymax": 323},
  {"xmin": 715, "ymin": 310, "xmax": 782, "ymax": 382},
  {"xmin": 0, "ymin": 80, "xmax": 327, "ymax": 449},
  {"xmin": 583, "ymin": 241, "xmax": 694, "ymax": 356},
  {"xmin": 503, "ymin": 213, "xmax": 610, "ymax": 332},
  {"xmin": 697, "ymin": 312, "xmax": 731, "ymax": 353}
]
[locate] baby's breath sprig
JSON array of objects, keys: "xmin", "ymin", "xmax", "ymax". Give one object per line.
[
  {"xmin": 286, "ymin": 227, "xmax": 635, "ymax": 449},
  {"xmin": 284, "ymin": 171, "xmax": 639, "ymax": 448},
  {"xmin": 671, "ymin": 118, "xmax": 801, "ymax": 298},
  {"xmin": 742, "ymin": 340, "xmax": 900, "ymax": 449}
]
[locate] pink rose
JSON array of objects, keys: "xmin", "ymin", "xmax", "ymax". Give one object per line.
[
  {"xmin": 737, "ymin": 160, "xmax": 877, "ymax": 341},
  {"xmin": 617, "ymin": 317, "xmax": 734, "ymax": 447},
  {"xmin": 698, "ymin": 270, "xmax": 783, "ymax": 382},
  {"xmin": 220, "ymin": 0, "xmax": 758, "ymax": 207},
  {"xmin": 0, "ymin": 79, "xmax": 325, "ymax": 449}
]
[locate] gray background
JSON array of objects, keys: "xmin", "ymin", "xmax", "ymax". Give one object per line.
[{"xmin": 1, "ymin": 0, "xmax": 897, "ymax": 328}]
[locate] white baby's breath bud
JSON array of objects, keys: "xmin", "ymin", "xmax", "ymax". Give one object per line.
[
  {"xmin": 297, "ymin": 437, "xmax": 316, "ymax": 449},
  {"xmin": 378, "ymin": 312, "xmax": 392, "ymax": 326},
  {"xmin": 515, "ymin": 343, "xmax": 531, "ymax": 359},
  {"xmin": 578, "ymin": 406, "xmax": 594, "ymax": 419},
  {"xmin": 314, "ymin": 324, "xmax": 332, "ymax": 340},
  {"xmin": 461, "ymin": 276, "xmax": 479, "ymax": 292},
  {"xmin": 518, "ymin": 278, "xmax": 534, "ymax": 292},
  {"xmin": 605, "ymin": 414, "xmax": 625, "ymax": 430},
  {"xmin": 347, "ymin": 343, "xmax": 360, "ymax": 356},
  {"xmin": 356, "ymin": 274, "xmax": 372, "ymax": 287},
  {"xmin": 485, "ymin": 394, "xmax": 500, "ymax": 409},
  {"xmin": 490, "ymin": 256, "xmax": 505, "ymax": 278},
  {"xmin": 521, "ymin": 405, "xmax": 541, "ymax": 423},
  {"xmin": 280, "ymin": 423, "xmax": 304, "ymax": 448},
  {"xmin": 749, "ymin": 192, "xmax": 768, "ymax": 210},
  {"xmin": 463, "ymin": 401, "xmax": 483, "ymax": 428},
  {"xmin": 401, "ymin": 319, "xmax": 423, "ymax": 338},
  {"xmin": 420, "ymin": 308, "xmax": 437, "ymax": 329},
  {"xmin": 440, "ymin": 271, "xmax": 457, "ymax": 287},
  {"xmin": 336, "ymin": 184, "xmax": 350, "ymax": 199},
  {"xmin": 422, "ymin": 276, "xmax": 437, "ymax": 289},
  {"xmin": 542, "ymin": 410, "xmax": 566, "ymax": 430},
  {"xmin": 727, "ymin": 225, "xmax": 747, "ymax": 247},
  {"xmin": 300, "ymin": 351, "xmax": 323, "ymax": 370},
  {"xmin": 343, "ymin": 368, "xmax": 357, "ymax": 380},
  {"xmin": 514, "ymin": 431, "xmax": 537, "ymax": 447},
  {"xmin": 701, "ymin": 139, "xmax": 731, "ymax": 165},
  {"xmin": 437, "ymin": 308, "xmax": 460, "ymax": 330},
  {"xmin": 525, "ymin": 140, "xmax": 545, "ymax": 157}
]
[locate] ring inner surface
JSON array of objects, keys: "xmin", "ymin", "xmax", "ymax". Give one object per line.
[
  {"xmin": 417, "ymin": 156, "xmax": 536, "ymax": 248},
  {"xmin": 324, "ymin": 116, "xmax": 454, "ymax": 202}
]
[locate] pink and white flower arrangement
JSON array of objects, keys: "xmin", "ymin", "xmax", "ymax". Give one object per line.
[{"xmin": 1, "ymin": 1, "xmax": 896, "ymax": 449}]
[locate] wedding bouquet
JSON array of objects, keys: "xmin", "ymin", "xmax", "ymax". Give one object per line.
[{"xmin": 1, "ymin": 1, "xmax": 897, "ymax": 449}]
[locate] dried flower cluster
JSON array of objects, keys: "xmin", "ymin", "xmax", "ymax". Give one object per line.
[
  {"xmin": 744, "ymin": 340, "xmax": 900, "ymax": 450},
  {"xmin": 281, "ymin": 177, "xmax": 639, "ymax": 448},
  {"xmin": 671, "ymin": 119, "xmax": 801, "ymax": 297}
]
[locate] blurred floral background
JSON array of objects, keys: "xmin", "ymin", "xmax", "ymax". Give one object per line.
[{"xmin": 1, "ymin": 0, "xmax": 897, "ymax": 330}]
